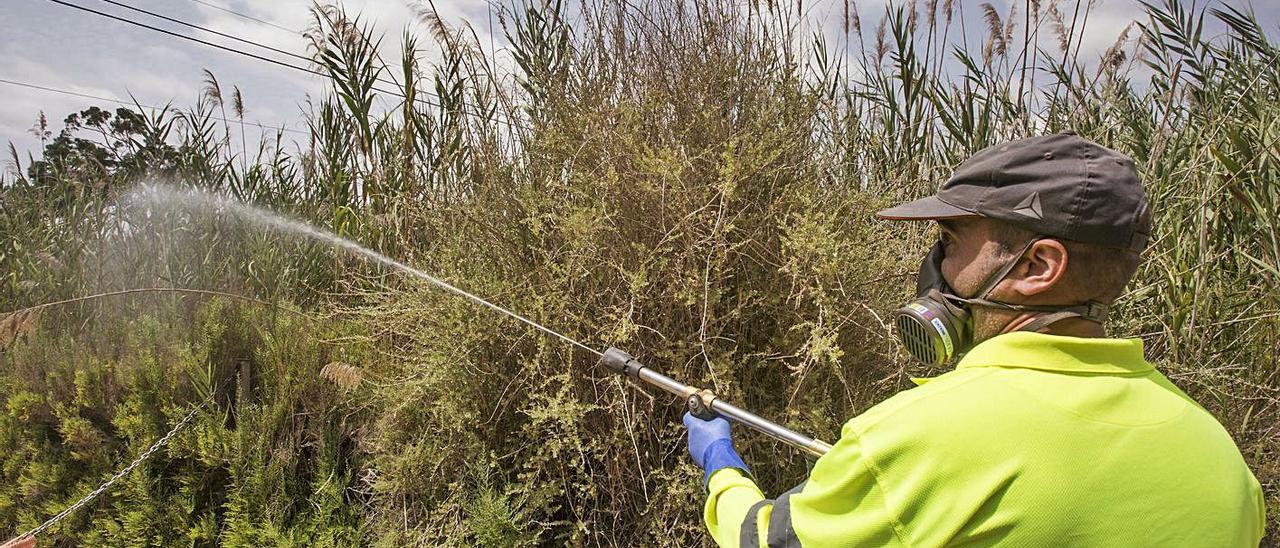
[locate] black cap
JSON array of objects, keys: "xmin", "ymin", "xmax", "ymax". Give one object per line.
[{"xmin": 877, "ymin": 132, "xmax": 1151, "ymax": 251}]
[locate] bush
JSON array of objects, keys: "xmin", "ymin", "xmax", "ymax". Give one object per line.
[
  {"xmin": 1, "ymin": 0, "xmax": 1276, "ymax": 544},
  {"xmin": 0, "ymin": 298, "xmax": 369, "ymax": 545}
]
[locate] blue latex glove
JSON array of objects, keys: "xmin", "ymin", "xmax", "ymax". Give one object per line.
[{"xmin": 683, "ymin": 412, "xmax": 749, "ymax": 486}]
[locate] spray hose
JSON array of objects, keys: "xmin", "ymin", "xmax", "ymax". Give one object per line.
[{"xmin": 601, "ymin": 348, "xmax": 832, "ymax": 458}]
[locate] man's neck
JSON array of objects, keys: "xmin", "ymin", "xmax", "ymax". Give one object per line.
[{"xmin": 1003, "ymin": 314, "xmax": 1106, "ymax": 338}]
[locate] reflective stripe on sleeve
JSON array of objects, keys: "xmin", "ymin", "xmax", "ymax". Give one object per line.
[
  {"xmin": 739, "ymin": 500, "xmax": 770, "ymax": 548},
  {"xmin": 738, "ymin": 482, "xmax": 806, "ymax": 548},
  {"xmin": 766, "ymin": 482, "xmax": 805, "ymax": 547}
]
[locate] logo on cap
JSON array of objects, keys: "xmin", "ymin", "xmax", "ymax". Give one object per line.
[{"xmin": 1012, "ymin": 192, "xmax": 1044, "ymax": 220}]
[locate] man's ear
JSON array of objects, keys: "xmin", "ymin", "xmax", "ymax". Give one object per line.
[{"xmin": 1007, "ymin": 239, "xmax": 1068, "ymax": 297}]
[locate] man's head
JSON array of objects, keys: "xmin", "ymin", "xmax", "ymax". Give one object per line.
[
  {"xmin": 936, "ymin": 217, "xmax": 1142, "ymax": 343},
  {"xmin": 878, "ymin": 132, "xmax": 1151, "ymax": 363}
]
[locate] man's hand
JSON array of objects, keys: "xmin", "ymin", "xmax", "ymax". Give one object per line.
[{"xmin": 683, "ymin": 412, "xmax": 749, "ymax": 486}]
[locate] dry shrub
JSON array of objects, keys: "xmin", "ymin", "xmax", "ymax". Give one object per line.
[
  {"xmin": 321, "ymin": 361, "xmax": 364, "ymax": 393},
  {"xmin": 2, "ymin": 0, "xmax": 1277, "ymax": 544},
  {"xmin": 352, "ymin": 1, "xmax": 913, "ymax": 545},
  {"xmin": 0, "ymin": 310, "xmax": 40, "ymax": 350}
]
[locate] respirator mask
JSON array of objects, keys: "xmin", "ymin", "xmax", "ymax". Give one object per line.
[{"xmin": 894, "ymin": 237, "xmax": 1110, "ymax": 365}]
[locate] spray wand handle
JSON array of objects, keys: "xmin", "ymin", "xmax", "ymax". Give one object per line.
[
  {"xmin": 601, "ymin": 347, "xmax": 832, "ymax": 458},
  {"xmin": 686, "ymin": 391, "xmax": 716, "ymax": 420}
]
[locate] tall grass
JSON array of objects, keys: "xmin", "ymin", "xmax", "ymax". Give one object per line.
[{"xmin": 1, "ymin": 0, "xmax": 1276, "ymax": 544}]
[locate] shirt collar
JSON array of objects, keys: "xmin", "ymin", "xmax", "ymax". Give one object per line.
[{"xmin": 955, "ymin": 331, "xmax": 1152, "ymax": 375}]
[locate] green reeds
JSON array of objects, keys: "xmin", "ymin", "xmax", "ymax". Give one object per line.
[{"xmin": 0, "ymin": 0, "xmax": 1276, "ymax": 544}]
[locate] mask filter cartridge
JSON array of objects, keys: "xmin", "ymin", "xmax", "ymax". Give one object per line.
[
  {"xmin": 894, "ymin": 292, "xmax": 968, "ymax": 365},
  {"xmin": 894, "ymin": 241, "xmax": 970, "ymax": 365}
]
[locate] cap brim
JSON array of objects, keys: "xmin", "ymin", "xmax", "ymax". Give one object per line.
[{"xmin": 875, "ymin": 196, "xmax": 977, "ymax": 220}]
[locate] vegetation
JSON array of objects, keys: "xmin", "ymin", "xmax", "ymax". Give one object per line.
[{"xmin": 2, "ymin": 0, "xmax": 1276, "ymax": 544}]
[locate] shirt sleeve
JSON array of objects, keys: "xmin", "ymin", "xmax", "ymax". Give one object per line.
[
  {"xmin": 701, "ymin": 426, "xmax": 904, "ymax": 547},
  {"xmin": 704, "ymin": 468, "xmax": 768, "ymax": 547},
  {"xmin": 1254, "ymin": 478, "xmax": 1267, "ymax": 544}
]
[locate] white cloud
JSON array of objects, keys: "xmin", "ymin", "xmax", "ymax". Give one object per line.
[
  {"xmin": 1071, "ymin": 3, "xmax": 1146, "ymax": 59},
  {"xmin": 0, "ymin": 54, "xmax": 133, "ymax": 151},
  {"xmin": 0, "ymin": 0, "xmax": 514, "ymax": 158},
  {"xmin": 3, "ymin": 0, "xmax": 1274, "ymax": 161}
]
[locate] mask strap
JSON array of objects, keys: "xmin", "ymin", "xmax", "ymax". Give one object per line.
[
  {"xmin": 973, "ymin": 237, "xmax": 1043, "ymax": 301},
  {"xmin": 1020, "ymin": 311, "xmax": 1083, "ymax": 333},
  {"xmin": 958, "ymin": 237, "xmax": 1112, "ymax": 330},
  {"xmin": 1019, "ymin": 301, "xmax": 1109, "ymax": 331}
]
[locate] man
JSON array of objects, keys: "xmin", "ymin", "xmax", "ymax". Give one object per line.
[{"xmin": 683, "ymin": 133, "xmax": 1266, "ymax": 547}]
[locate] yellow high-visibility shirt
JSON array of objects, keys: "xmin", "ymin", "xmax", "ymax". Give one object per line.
[{"xmin": 705, "ymin": 332, "xmax": 1266, "ymax": 547}]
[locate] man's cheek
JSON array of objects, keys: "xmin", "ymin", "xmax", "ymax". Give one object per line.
[
  {"xmin": 941, "ymin": 258, "xmax": 963, "ymax": 294},
  {"xmin": 944, "ymin": 257, "xmax": 981, "ymax": 298}
]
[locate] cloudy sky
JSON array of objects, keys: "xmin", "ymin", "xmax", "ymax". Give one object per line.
[
  {"xmin": 1, "ymin": 0, "xmax": 502, "ymax": 158},
  {"xmin": 1, "ymin": 0, "xmax": 1274, "ymax": 164}
]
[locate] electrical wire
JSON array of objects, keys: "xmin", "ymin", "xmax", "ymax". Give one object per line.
[
  {"xmin": 0, "ymin": 77, "xmax": 309, "ymax": 135},
  {"xmin": 44, "ymin": 0, "xmax": 331, "ymax": 78},
  {"xmin": 185, "ymin": 0, "xmax": 298, "ymax": 34},
  {"xmin": 43, "ymin": 0, "xmax": 435, "ymax": 109},
  {"xmin": 42, "ymin": 0, "xmax": 530, "ymax": 130},
  {"xmin": 96, "ymin": 0, "xmax": 314, "ymax": 65},
  {"xmin": 91, "ymin": 0, "xmax": 449, "ymax": 115}
]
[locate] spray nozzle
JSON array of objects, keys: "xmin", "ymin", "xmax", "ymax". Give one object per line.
[{"xmin": 602, "ymin": 347, "xmax": 646, "ymax": 378}]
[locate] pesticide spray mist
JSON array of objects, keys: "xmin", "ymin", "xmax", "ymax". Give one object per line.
[
  {"xmin": 121, "ymin": 183, "xmax": 831, "ymax": 457},
  {"xmin": 122, "ymin": 183, "xmax": 600, "ymax": 357}
]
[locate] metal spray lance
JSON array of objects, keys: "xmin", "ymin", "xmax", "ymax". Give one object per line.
[
  {"xmin": 600, "ymin": 348, "xmax": 833, "ymax": 458},
  {"xmin": 134, "ymin": 184, "xmax": 835, "ymax": 459},
  {"xmin": 353, "ymin": 254, "xmax": 837, "ymax": 457}
]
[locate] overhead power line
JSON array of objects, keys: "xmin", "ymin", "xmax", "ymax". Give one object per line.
[
  {"xmin": 42, "ymin": 0, "xmax": 529, "ymax": 130},
  {"xmin": 96, "ymin": 0, "xmax": 313, "ymax": 66},
  {"xmin": 45, "ymin": 0, "xmax": 442, "ymax": 114},
  {"xmin": 185, "ymin": 0, "xmax": 298, "ymax": 34},
  {"xmin": 46, "ymin": 0, "xmax": 331, "ymax": 79},
  {"xmin": 91, "ymin": 0, "xmax": 440, "ymax": 111},
  {"xmin": 0, "ymin": 77, "xmax": 309, "ymax": 135}
]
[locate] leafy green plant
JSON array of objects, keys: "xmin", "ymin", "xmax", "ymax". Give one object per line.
[{"xmin": 1, "ymin": 0, "xmax": 1276, "ymax": 544}]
